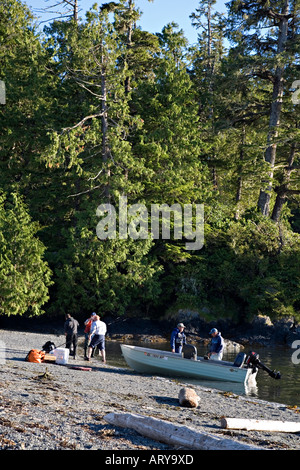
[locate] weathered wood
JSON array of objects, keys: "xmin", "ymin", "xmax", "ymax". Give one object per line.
[
  {"xmin": 221, "ymin": 417, "xmax": 300, "ymax": 433},
  {"xmin": 178, "ymin": 387, "xmax": 200, "ymax": 408},
  {"xmin": 0, "ymin": 80, "xmax": 5, "ymax": 105},
  {"xmin": 104, "ymin": 412, "xmax": 263, "ymax": 450}
]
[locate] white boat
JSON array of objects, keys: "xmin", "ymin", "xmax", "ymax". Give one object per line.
[{"xmin": 120, "ymin": 344, "xmax": 258, "ymax": 384}]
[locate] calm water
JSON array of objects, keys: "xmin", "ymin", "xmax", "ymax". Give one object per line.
[{"xmin": 98, "ymin": 340, "xmax": 300, "ymax": 408}]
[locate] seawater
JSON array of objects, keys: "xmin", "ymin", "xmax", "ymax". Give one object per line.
[{"xmin": 92, "ymin": 340, "xmax": 300, "ymax": 408}]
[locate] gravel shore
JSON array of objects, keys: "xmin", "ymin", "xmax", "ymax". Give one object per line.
[{"xmin": 1, "ymin": 328, "xmax": 300, "ymax": 451}]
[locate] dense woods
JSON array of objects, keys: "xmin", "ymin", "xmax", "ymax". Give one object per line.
[{"xmin": 0, "ymin": 0, "xmax": 299, "ymax": 324}]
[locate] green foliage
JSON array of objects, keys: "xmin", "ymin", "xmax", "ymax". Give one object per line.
[
  {"xmin": 47, "ymin": 201, "xmax": 163, "ymax": 316},
  {"xmin": 0, "ymin": 193, "xmax": 53, "ymax": 316},
  {"xmin": 0, "ymin": 0, "xmax": 299, "ymax": 323},
  {"xmin": 166, "ymin": 215, "xmax": 300, "ymax": 322},
  {"xmin": 134, "ymin": 23, "xmax": 212, "ymax": 205}
]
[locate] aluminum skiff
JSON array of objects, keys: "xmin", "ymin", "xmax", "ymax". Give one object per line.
[{"xmin": 121, "ymin": 344, "xmax": 257, "ymax": 384}]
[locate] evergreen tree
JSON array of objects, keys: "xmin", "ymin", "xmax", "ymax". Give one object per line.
[
  {"xmin": 0, "ymin": 193, "xmax": 52, "ymax": 316},
  {"xmin": 0, "ymin": 0, "xmax": 49, "ymax": 193},
  {"xmin": 226, "ymin": 0, "xmax": 300, "ymax": 218},
  {"xmin": 134, "ymin": 23, "xmax": 211, "ymax": 206},
  {"xmin": 0, "ymin": 0, "xmax": 299, "ymax": 323},
  {"xmin": 42, "ymin": 5, "xmax": 163, "ymax": 316}
]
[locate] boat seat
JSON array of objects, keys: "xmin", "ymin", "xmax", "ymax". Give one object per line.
[
  {"xmin": 182, "ymin": 344, "xmax": 197, "ymax": 360},
  {"xmin": 233, "ymin": 352, "xmax": 247, "ymax": 368}
]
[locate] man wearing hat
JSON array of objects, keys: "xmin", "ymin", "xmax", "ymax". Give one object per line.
[
  {"xmin": 207, "ymin": 328, "xmax": 224, "ymax": 360},
  {"xmin": 170, "ymin": 323, "xmax": 187, "ymax": 354},
  {"xmin": 83, "ymin": 312, "xmax": 97, "ymax": 359},
  {"xmin": 86, "ymin": 314, "xmax": 107, "ymax": 363}
]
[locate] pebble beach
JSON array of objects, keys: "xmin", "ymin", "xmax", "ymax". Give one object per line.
[{"xmin": 1, "ymin": 328, "xmax": 300, "ymax": 452}]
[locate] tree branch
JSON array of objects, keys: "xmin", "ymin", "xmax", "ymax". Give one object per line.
[
  {"xmin": 67, "ymin": 185, "xmax": 103, "ymax": 198},
  {"xmin": 87, "ymin": 169, "xmax": 104, "ymax": 181},
  {"xmin": 265, "ymin": 8, "xmax": 293, "ymax": 21},
  {"xmin": 62, "ymin": 113, "xmax": 103, "ymax": 132}
]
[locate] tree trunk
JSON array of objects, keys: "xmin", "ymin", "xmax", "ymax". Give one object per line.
[
  {"xmin": 124, "ymin": 0, "xmax": 134, "ymax": 95},
  {"xmin": 73, "ymin": 0, "xmax": 78, "ymax": 23},
  {"xmin": 104, "ymin": 412, "xmax": 262, "ymax": 450},
  {"xmin": 271, "ymin": 143, "xmax": 296, "ymax": 222},
  {"xmin": 101, "ymin": 53, "xmax": 110, "ymax": 200},
  {"xmin": 235, "ymin": 126, "xmax": 246, "ymax": 219},
  {"xmin": 258, "ymin": 0, "xmax": 289, "ymax": 216}
]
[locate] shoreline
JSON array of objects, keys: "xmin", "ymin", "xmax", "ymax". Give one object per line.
[
  {"xmin": 1, "ymin": 329, "xmax": 300, "ymax": 451},
  {"xmin": 1, "ymin": 313, "xmax": 299, "ymax": 350}
]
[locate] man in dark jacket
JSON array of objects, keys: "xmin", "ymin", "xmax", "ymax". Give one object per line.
[
  {"xmin": 207, "ymin": 328, "xmax": 224, "ymax": 360},
  {"xmin": 64, "ymin": 314, "xmax": 79, "ymax": 359},
  {"xmin": 170, "ymin": 323, "xmax": 186, "ymax": 354}
]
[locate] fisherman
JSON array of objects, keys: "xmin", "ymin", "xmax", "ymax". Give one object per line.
[
  {"xmin": 64, "ymin": 314, "xmax": 79, "ymax": 359},
  {"xmin": 170, "ymin": 323, "xmax": 187, "ymax": 354},
  {"xmin": 83, "ymin": 312, "xmax": 97, "ymax": 359},
  {"xmin": 207, "ymin": 328, "xmax": 224, "ymax": 360}
]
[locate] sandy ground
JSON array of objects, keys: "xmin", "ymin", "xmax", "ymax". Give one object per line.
[{"xmin": 0, "ymin": 328, "xmax": 300, "ymax": 453}]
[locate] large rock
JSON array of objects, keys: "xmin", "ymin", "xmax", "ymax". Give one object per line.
[
  {"xmin": 224, "ymin": 339, "xmax": 243, "ymax": 352},
  {"xmin": 273, "ymin": 317, "xmax": 298, "ymax": 346},
  {"xmin": 251, "ymin": 314, "xmax": 273, "ymax": 328},
  {"xmin": 178, "ymin": 387, "xmax": 200, "ymax": 408}
]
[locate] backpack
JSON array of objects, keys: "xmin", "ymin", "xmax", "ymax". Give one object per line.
[
  {"xmin": 42, "ymin": 341, "xmax": 56, "ymax": 353},
  {"xmin": 84, "ymin": 319, "xmax": 92, "ymax": 334},
  {"xmin": 25, "ymin": 349, "xmax": 45, "ymax": 363}
]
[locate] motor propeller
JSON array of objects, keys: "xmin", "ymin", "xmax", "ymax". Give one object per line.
[{"xmin": 247, "ymin": 351, "xmax": 281, "ymax": 380}]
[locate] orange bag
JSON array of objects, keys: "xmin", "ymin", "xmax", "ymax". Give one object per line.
[{"xmin": 26, "ymin": 349, "xmax": 45, "ymax": 363}]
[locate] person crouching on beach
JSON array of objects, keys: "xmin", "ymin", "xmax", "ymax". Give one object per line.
[{"xmin": 86, "ymin": 315, "xmax": 107, "ymax": 363}]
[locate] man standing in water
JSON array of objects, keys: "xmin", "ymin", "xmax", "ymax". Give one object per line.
[
  {"xmin": 170, "ymin": 323, "xmax": 186, "ymax": 354},
  {"xmin": 207, "ymin": 328, "xmax": 224, "ymax": 360}
]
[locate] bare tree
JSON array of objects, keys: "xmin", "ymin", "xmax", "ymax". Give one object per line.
[{"xmin": 34, "ymin": 0, "xmax": 79, "ymax": 24}]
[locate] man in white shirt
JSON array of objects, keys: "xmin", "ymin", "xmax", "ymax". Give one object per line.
[{"xmin": 86, "ymin": 315, "xmax": 107, "ymax": 363}]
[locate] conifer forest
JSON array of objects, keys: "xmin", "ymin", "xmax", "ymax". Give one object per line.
[{"xmin": 0, "ymin": 0, "xmax": 300, "ymax": 324}]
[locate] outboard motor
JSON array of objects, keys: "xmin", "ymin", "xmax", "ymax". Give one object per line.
[
  {"xmin": 182, "ymin": 344, "xmax": 197, "ymax": 360},
  {"xmin": 247, "ymin": 351, "xmax": 281, "ymax": 380}
]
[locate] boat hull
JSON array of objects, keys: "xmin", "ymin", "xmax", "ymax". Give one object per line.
[{"xmin": 121, "ymin": 344, "xmax": 257, "ymax": 384}]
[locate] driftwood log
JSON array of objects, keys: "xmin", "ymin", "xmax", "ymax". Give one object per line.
[
  {"xmin": 221, "ymin": 417, "xmax": 300, "ymax": 433},
  {"xmin": 178, "ymin": 387, "xmax": 200, "ymax": 408},
  {"xmin": 104, "ymin": 412, "xmax": 263, "ymax": 450}
]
